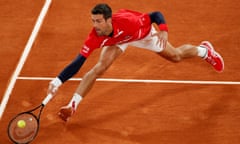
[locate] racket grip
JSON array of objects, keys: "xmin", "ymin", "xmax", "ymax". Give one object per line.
[{"xmin": 42, "ymin": 94, "xmax": 53, "ymax": 106}]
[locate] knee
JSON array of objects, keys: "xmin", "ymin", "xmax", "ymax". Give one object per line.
[
  {"xmin": 170, "ymin": 44, "xmax": 195, "ymax": 62},
  {"xmin": 169, "ymin": 49, "xmax": 182, "ymax": 63},
  {"xmin": 170, "ymin": 54, "xmax": 181, "ymax": 63}
]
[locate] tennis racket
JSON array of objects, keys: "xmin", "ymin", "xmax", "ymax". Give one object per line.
[{"xmin": 7, "ymin": 93, "xmax": 53, "ymax": 144}]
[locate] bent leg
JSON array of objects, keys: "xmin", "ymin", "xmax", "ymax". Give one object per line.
[
  {"xmin": 76, "ymin": 46, "xmax": 123, "ymax": 97},
  {"xmin": 158, "ymin": 41, "xmax": 224, "ymax": 71},
  {"xmin": 158, "ymin": 42, "xmax": 198, "ymax": 62}
]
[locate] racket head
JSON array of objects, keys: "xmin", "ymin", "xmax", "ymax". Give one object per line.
[{"xmin": 8, "ymin": 112, "xmax": 40, "ymax": 144}]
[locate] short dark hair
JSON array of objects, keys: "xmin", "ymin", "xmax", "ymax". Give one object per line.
[{"xmin": 91, "ymin": 3, "xmax": 112, "ymax": 20}]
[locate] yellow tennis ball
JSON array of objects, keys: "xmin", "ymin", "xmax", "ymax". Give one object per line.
[{"xmin": 17, "ymin": 120, "xmax": 26, "ymax": 128}]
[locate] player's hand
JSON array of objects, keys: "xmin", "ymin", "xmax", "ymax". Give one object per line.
[
  {"xmin": 47, "ymin": 83, "xmax": 58, "ymax": 96},
  {"xmin": 47, "ymin": 77, "xmax": 62, "ymax": 96},
  {"xmin": 152, "ymin": 31, "xmax": 168, "ymax": 49}
]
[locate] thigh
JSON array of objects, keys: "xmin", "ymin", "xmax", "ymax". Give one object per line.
[
  {"xmin": 158, "ymin": 42, "xmax": 181, "ymax": 61},
  {"xmin": 129, "ymin": 26, "xmax": 163, "ymax": 52},
  {"xmin": 159, "ymin": 42, "xmax": 177, "ymax": 55}
]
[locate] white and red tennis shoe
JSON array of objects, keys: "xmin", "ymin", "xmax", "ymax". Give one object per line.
[{"xmin": 200, "ymin": 41, "xmax": 224, "ymax": 72}]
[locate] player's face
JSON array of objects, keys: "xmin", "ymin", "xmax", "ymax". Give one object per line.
[{"xmin": 91, "ymin": 14, "xmax": 112, "ymax": 36}]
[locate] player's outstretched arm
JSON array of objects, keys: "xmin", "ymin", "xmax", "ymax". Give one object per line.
[{"xmin": 48, "ymin": 54, "xmax": 86, "ymax": 95}]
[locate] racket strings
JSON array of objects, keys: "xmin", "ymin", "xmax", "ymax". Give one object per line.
[{"xmin": 8, "ymin": 113, "xmax": 39, "ymax": 144}]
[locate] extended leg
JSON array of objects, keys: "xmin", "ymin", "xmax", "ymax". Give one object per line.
[
  {"xmin": 158, "ymin": 42, "xmax": 199, "ymax": 62},
  {"xmin": 159, "ymin": 41, "xmax": 224, "ymax": 71}
]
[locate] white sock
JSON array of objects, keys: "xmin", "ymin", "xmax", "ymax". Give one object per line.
[
  {"xmin": 68, "ymin": 93, "xmax": 83, "ymax": 109},
  {"xmin": 197, "ymin": 46, "xmax": 208, "ymax": 58}
]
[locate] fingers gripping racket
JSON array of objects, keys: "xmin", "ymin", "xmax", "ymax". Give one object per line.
[{"xmin": 7, "ymin": 94, "xmax": 53, "ymax": 144}]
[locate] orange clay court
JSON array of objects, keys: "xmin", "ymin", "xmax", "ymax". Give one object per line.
[{"xmin": 0, "ymin": 0, "xmax": 240, "ymax": 143}]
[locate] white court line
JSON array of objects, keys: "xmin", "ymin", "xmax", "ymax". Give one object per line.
[
  {"xmin": 0, "ymin": 0, "xmax": 52, "ymax": 119},
  {"xmin": 17, "ymin": 76, "xmax": 240, "ymax": 85}
]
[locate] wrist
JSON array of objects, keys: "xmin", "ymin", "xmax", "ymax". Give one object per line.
[
  {"xmin": 159, "ymin": 24, "xmax": 168, "ymax": 32},
  {"xmin": 50, "ymin": 77, "xmax": 62, "ymax": 87}
]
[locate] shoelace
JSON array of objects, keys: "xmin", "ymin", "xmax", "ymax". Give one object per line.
[
  {"xmin": 206, "ymin": 55, "xmax": 217, "ymax": 66},
  {"xmin": 201, "ymin": 44, "xmax": 218, "ymax": 66}
]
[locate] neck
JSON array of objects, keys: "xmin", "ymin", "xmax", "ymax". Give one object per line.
[{"xmin": 105, "ymin": 23, "xmax": 113, "ymax": 36}]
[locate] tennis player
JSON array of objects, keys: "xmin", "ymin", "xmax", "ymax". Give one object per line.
[{"xmin": 48, "ymin": 3, "xmax": 224, "ymax": 121}]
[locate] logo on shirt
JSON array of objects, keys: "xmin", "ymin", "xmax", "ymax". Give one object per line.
[
  {"xmin": 114, "ymin": 30, "xmax": 124, "ymax": 38},
  {"xmin": 124, "ymin": 35, "xmax": 131, "ymax": 40},
  {"xmin": 117, "ymin": 35, "xmax": 133, "ymax": 44},
  {"xmin": 82, "ymin": 45, "xmax": 90, "ymax": 54}
]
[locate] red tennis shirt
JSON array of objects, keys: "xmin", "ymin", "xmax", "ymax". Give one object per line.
[{"xmin": 80, "ymin": 9, "xmax": 152, "ymax": 58}]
